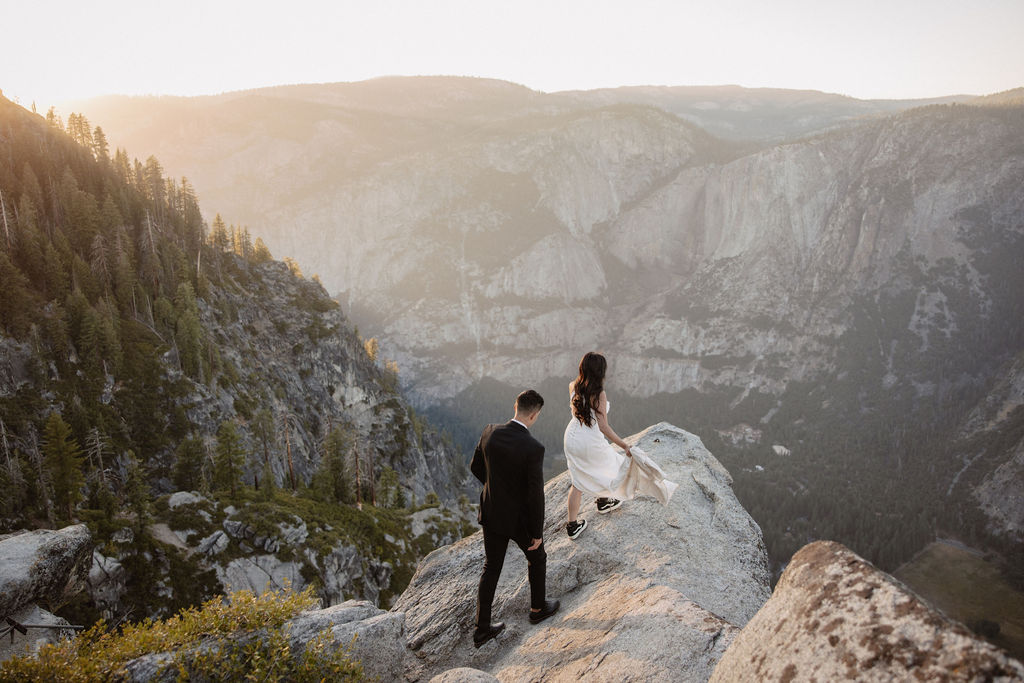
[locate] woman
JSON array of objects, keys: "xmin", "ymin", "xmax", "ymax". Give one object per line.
[{"xmin": 562, "ymin": 351, "xmax": 633, "ymax": 539}]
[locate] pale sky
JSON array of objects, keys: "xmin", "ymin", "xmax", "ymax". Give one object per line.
[{"xmin": 3, "ymin": 0, "xmax": 1023, "ymax": 108}]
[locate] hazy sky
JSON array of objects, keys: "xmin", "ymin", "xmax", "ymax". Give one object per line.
[{"xmin": 3, "ymin": 0, "xmax": 1023, "ymax": 107}]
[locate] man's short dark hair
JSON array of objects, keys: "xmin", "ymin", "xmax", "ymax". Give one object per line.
[{"xmin": 516, "ymin": 389, "xmax": 544, "ymax": 414}]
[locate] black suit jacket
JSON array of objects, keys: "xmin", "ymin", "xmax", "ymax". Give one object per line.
[{"xmin": 470, "ymin": 421, "xmax": 545, "ymax": 539}]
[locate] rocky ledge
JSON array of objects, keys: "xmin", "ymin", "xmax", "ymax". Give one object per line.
[
  {"xmin": 394, "ymin": 422, "xmax": 772, "ymax": 681},
  {"xmin": 710, "ymin": 540, "xmax": 1024, "ymax": 682},
  {"xmin": 0, "ymin": 525, "xmax": 93, "ymax": 663}
]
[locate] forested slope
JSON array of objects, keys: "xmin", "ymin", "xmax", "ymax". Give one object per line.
[{"xmin": 0, "ymin": 95, "xmax": 469, "ymax": 622}]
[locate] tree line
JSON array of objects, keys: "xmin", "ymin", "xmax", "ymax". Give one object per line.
[{"xmin": 0, "ymin": 97, "xmax": 414, "ymax": 539}]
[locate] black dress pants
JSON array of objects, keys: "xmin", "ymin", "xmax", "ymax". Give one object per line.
[{"xmin": 476, "ymin": 526, "xmax": 546, "ymax": 628}]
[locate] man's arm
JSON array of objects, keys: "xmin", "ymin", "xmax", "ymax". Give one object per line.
[
  {"xmin": 470, "ymin": 428, "xmax": 488, "ymax": 484},
  {"xmin": 525, "ymin": 441, "xmax": 545, "ymax": 540}
]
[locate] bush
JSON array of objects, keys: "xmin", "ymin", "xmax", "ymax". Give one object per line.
[{"xmin": 0, "ymin": 587, "xmax": 362, "ymax": 682}]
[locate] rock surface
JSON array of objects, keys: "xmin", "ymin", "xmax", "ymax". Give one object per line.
[
  {"xmin": 393, "ymin": 423, "xmax": 770, "ymax": 681},
  {"xmin": 0, "ymin": 604, "xmax": 75, "ymax": 664},
  {"xmin": 0, "ymin": 525, "xmax": 92, "ymax": 663},
  {"xmin": 0, "ymin": 524, "xmax": 93, "ymax": 618},
  {"xmin": 965, "ymin": 351, "xmax": 1024, "ymax": 540},
  {"xmin": 430, "ymin": 668, "xmax": 500, "ymax": 683},
  {"xmin": 709, "ymin": 540, "xmax": 1024, "ymax": 682}
]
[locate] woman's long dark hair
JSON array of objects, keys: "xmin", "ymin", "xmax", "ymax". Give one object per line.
[{"xmin": 572, "ymin": 352, "xmax": 607, "ymax": 427}]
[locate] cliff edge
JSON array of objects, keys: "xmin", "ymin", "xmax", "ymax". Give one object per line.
[{"xmin": 394, "ymin": 422, "xmax": 771, "ymax": 681}]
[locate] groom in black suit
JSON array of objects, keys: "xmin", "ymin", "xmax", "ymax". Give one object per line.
[{"xmin": 470, "ymin": 389, "xmax": 559, "ymax": 648}]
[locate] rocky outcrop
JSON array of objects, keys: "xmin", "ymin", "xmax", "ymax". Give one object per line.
[
  {"xmin": 121, "ymin": 600, "xmax": 406, "ymax": 682},
  {"xmin": 710, "ymin": 541, "xmax": 1024, "ymax": 682},
  {"xmin": 0, "ymin": 525, "xmax": 93, "ymax": 618},
  {"xmin": 394, "ymin": 423, "xmax": 770, "ymax": 681},
  {"xmin": 0, "ymin": 525, "xmax": 93, "ymax": 662}
]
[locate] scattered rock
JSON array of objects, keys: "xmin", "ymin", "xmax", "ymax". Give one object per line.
[
  {"xmin": 196, "ymin": 531, "xmax": 229, "ymax": 557},
  {"xmin": 217, "ymin": 555, "xmax": 303, "ymax": 595},
  {"xmin": 771, "ymin": 444, "xmax": 791, "ymax": 456},
  {"xmin": 394, "ymin": 423, "xmax": 770, "ymax": 680},
  {"xmin": 430, "ymin": 668, "xmax": 500, "ymax": 683},
  {"xmin": 222, "ymin": 519, "xmax": 246, "ymax": 538},
  {"xmin": 111, "ymin": 527, "xmax": 134, "ymax": 544},
  {"xmin": 277, "ymin": 516, "xmax": 308, "ymax": 546},
  {"xmin": 167, "ymin": 491, "xmax": 207, "ymax": 509},
  {"xmin": 709, "ymin": 540, "xmax": 1024, "ymax": 682}
]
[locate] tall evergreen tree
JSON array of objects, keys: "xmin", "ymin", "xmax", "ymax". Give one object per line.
[
  {"xmin": 42, "ymin": 412, "xmax": 84, "ymax": 522},
  {"xmin": 92, "ymin": 126, "xmax": 110, "ymax": 161},
  {"xmin": 312, "ymin": 426, "xmax": 352, "ymax": 504},
  {"xmin": 252, "ymin": 238, "xmax": 273, "ymax": 263},
  {"xmin": 124, "ymin": 450, "xmax": 152, "ymax": 536},
  {"xmin": 173, "ymin": 435, "xmax": 207, "ymax": 491},
  {"xmin": 213, "ymin": 421, "xmax": 246, "ymax": 498}
]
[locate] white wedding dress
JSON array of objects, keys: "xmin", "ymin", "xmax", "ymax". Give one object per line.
[
  {"xmin": 563, "ymin": 393, "xmax": 624, "ymax": 496},
  {"xmin": 563, "ymin": 391, "xmax": 678, "ymax": 505}
]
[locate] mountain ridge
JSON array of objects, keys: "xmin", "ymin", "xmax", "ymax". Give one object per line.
[{"xmin": 62, "ymin": 78, "xmax": 1024, "ymax": 584}]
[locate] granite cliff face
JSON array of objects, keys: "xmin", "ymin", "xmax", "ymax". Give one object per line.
[
  {"xmin": 78, "ymin": 79, "xmax": 1024, "ymax": 559},
  {"xmin": 179, "ymin": 258, "xmax": 466, "ymax": 504},
  {"xmin": 955, "ymin": 351, "xmax": 1024, "ymax": 541}
]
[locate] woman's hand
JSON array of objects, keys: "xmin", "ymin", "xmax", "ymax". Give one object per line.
[{"xmin": 624, "ymin": 446, "xmax": 633, "ymax": 458}]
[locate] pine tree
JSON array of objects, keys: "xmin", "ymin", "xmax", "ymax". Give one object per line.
[
  {"xmin": 283, "ymin": 257, "xmax": 303, "ymax": 278},
  {"xmin": 364, "ymin": 338, "xmax": 379, "ymax": 363},
  {"xmin": 92, "ymin": 126, "xmax": 110, "ymax": 161},
  {"xmin": 45, "ymin": 106, "xmax": 63, "ymax": 130},
  {"xmin": 210, "ymin": 214, "xmax": 229, "ymax": 253},
  {"xmin": 313, "ymin": 426, "xmax": 352, "ymax": 504},
  {"xmin": 258, "ymin": 460, "xmax": 276, "ymax": 501},
  {"xmin": 252, "ymin": 409, "xmax": 274, "ymax": 465},
  {"xmin": 124, "ymin": 450, "xmax": 152, "ymax": 538},
  {"xmin": 173, "ymin": 282, "xmax": 203, "ymax": 378},
  {"xmin": 0, "ymin": 251, "xmax": 35, "ymax": 336},
  {"xmin": 42, "ymin": 412, "xmax": 84, "ymax": 522},
  {"xmin": 143, "ymin": 156, "xmax": 165, "ymax": 207},
  {"xmin": 377, "ymin": 466, "xmax": 402, "ymax": 508},
  {"xmin": 213, "ymin": 421, "xmax": 246, "ymax": 498},
  {"xmin": 253, "ymin": 238, "xmax": 273, "ymax": 263},
  {"xmin": 173, "ymin": 435, "xmax": 206, "ymax": 491}
]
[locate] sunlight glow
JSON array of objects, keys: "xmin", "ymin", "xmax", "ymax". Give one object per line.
[{"xmin": 1, "ymin": 0, "xmax": 1022, "ymax": 107}]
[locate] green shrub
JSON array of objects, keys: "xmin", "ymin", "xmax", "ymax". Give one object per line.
[{"xmin": 0, "ymin": 587, "xmax": 362, "ymax": 682}]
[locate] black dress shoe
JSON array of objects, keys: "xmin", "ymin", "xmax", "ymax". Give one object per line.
[
  {"xmin": 529, "ymin": 599, "xmax": 560, "ymax": 624},
  {"xmin": 473, "ymin": 621, "xmax": 505, "ymax": 648}
]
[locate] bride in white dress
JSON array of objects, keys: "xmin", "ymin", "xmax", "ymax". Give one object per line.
[{"xmin": 562, "ymin": 351, "xmax": 633, "ymax": 539}]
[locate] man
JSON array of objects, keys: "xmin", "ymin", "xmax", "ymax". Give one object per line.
[{"xmin": 470, "ymin": 389, "xmax": 559, "ymax": 648}]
